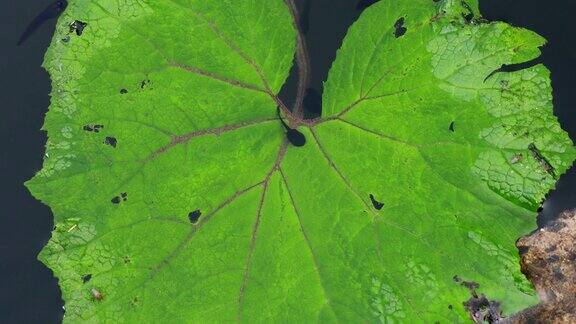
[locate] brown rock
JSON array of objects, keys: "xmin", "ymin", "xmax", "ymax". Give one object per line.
[{"xmin": 503, "ymin": 209, "xmax": 576, "ymax": 323}]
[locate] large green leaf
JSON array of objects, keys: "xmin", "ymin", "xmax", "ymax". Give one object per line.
[{"xmin": 27, "ymin": 0, "xmax": 575, "ymax": 322}]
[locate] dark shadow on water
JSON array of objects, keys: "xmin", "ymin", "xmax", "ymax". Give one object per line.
[{"xmin": 0, "ymin": 0, "xmax": 574, "ymax": 322}]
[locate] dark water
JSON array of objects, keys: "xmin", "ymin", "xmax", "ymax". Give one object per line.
[{"xmin": 0, "ymin": 0, "xmax": 573, "ymax": 322}]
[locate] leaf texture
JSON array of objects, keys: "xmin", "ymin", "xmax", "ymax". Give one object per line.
[{"xmin": 28, "ymin": 0, "xmax": 575, "ymax": 322}]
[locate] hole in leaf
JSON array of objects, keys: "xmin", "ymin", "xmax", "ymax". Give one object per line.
[
  {"xmin": 120, "ymin": 88, "xmax": 128, "ymax": 94},
  {"xmin": 188, "ymin": 209, "xmax": 201, "ymax": 224},
  {"xmin": 484, "ymin": 56, "xmax": 543, "ymax": 82},
  {"xmin": 82, "ymin": 274, "xmax": 92, "ymax": 283},
  {"xmin": 369, "ymin": 194, "xmax": 384, "ymax": 210},
  {"xmin": 83, "ymin": 124, "xmax": 104, "ymax": 133},
  {"xmin": 104, "ymin": 136, "xmax": 117, "ymax": 148},
  {"xmin": 449, "ymin": 121, "xmax": 455, "ymax": 132},
  {"xmin": 140, "ymin": 79, "xmax": 151, "ymax": 89},
  {"xmin": 69, "ymin": 20, "xmax": 87, "ymax": 36},
  {"xmin": 394, "ymin": 17, "xmax": 407, "ymax": 38},
  {"xmin": 111, "ymin": 196, "xmax": 121, "ymax": 204}
]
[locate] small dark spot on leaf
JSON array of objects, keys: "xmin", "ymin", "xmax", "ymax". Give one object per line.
[
  {"xmin": 61, "ymin": 35, "xmax": 70, "ymax": 43},
  {"xmin": 188, "ymin": 209, "xmax": 201, "ymax": 224},
  {"xmin": 140, "ymin": 79, "xmax": 151, "ymax": 89},
  {"xmin": 448, "ymin": 304, "xmax": 453, "ymax": 310},
  {"xmin": 120, "ymin": 88, "xmax": 128, "ymax": 94},
  {"xmin": 394, "ymin": 17, "xmax": 407, "ymax": 38},
  {"xmin": 369, "ymin": 194, "xmax": 384, "ymax": 210},
  {"xmin": 83, "ymin": 124, "xmax": 104, "ymax": 133},
  {"xmin": 82, "ymin": 274, "xmax": 92, "ymax": 283},
  {"xmin": 453, "ymin": 275, "xmax": 462, "ymax": 283},
  {"xmin": 111, "ymin": 196, "xmax": 121, "ymax": 204},
  {"xmin": 104, "ymin": 136, "xmax": 117, "ymax": 148},
  {"xmin": 449, "ymin": 121, "xmax": 455, "ymax": 132},
  {"xmin": 121, "ymin": 192, "xmax": 128, "ymax": 201},
  {"xmin": 123, "ymin": 255, "xmax": 131, "ymax": 264},
  {"xmin": 69, "ymin": 20, "xmax": 87, "ymax": 36}
]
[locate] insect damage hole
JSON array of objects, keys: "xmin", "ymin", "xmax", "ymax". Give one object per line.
[
  {"xmin": 104, "ymin": 136, "xmax": 117, "ymax": 148},
  {"xmin": 111, "ymin": 193, "xmax": 127, "ymax": 204},
  {"xmin": 69, "ymin": 20, "xmax": 87, "ymax": 36},
  {"xmin": 140, "ymin": 79, "xmax": 151, "ymax": 89},
  {"xmin": 83, "ymin": 124, "xmax": 104, "ymax": 133},
  {"xmin": 82, "ymin": 274, "xmax": 92, "ymax": 283},
  {"xmin": 188, "ymin": 209, "xmax": 201, "ymax": 224},
  {"xmin": 369, "ymin": 194, "xmax": 384, "ymax": 210},
  {"xmin": 394, "ymin": 17, "xmax": 407, "ymax": 38}
]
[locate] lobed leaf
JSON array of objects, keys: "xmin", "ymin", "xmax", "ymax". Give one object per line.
[{"xmin": 28, "ymin": 0, "xmax": 575, "ymax": 322}]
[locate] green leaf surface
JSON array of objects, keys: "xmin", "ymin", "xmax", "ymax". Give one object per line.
[{"xmin": 28, "ymin": 0, "xmax": 575, "ymax": 322}]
